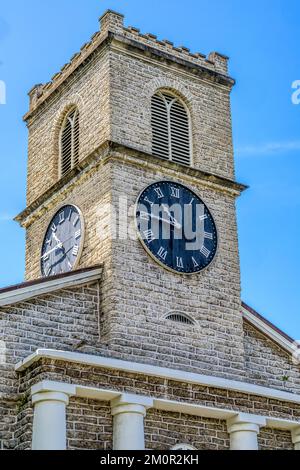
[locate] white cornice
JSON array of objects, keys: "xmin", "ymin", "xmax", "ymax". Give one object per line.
[
  {"xmin": 31, "ymin": 380, "xmax": 300, "ymax": 432},
  {"xmin": 0, "ymin": 266, "xmax": 102, "ymax": 307},
  {"xmin": 15, "ymin": 349, "xmax": 300, "ymax": 405}
]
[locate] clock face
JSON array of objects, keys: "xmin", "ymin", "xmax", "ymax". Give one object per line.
[
  {"xmin": 136, "ymin": 181, "xmax": 218, "ymax": 274},
  {"xmin": 41, "ymin": 205, "xmax": 84, "ymax": 277}
]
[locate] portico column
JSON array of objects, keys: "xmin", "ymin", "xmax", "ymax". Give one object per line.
[
  {"xmin": 292, "ymin": 427, "xmax": 300, "ymax": 450},
  {"xmin": 227, "ymin": 414, "xmax": 266, "ymax": 450},
  {"xmin": 111, "ymin": 394, "xmax": 153, "ymax": 450},
  {"xmin": 32, "ymin": 391, "xmax": 69, "ymax": 450}
]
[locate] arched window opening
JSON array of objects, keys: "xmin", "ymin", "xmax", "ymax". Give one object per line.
[
  {"xmin": 60, "ymin": 107, "xmax": 79, "ymax": 177},
  {"xmin": 151, "ymin": 91, "xmax": 191, "ymax": 165}
]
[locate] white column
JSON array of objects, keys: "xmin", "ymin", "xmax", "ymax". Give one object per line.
[
  {"xmin": 292, "ymin": 427, "xmax": 300, "ymax": 450},
  {"xmin": 111, "ymin": 394, "xmax": 153, "ymax": 450},
  {"xmin": 32, "ymin": 391, "xmax": 69, "ymax": 450},
  {"xmin": 227, "ymin": 414, "xmax": 266, "ymax": 450}
]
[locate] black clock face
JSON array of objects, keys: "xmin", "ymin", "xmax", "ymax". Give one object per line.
[
  {"xmin": 136, "ymin": 181, "xmax": 217, "ymax": 274},
  {"xmin": 41, "ymin": 205, "xmax": 84, "ymax": 277}
]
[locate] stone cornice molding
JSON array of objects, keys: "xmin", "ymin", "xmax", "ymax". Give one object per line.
[{"xmin": 16, "ymin": 349, "xmax": 300, "ymax": 405}]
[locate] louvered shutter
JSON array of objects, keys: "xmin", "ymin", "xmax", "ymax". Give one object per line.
[
  {"xmin": 151, "ymin": 93, "xmax": 169, "ymax": 159},
  {"xmin": 60, "ymin": 108, "xmax": 79, "ymax": 177},
  {"xmin": 151, "ymin": 92, "xmax": 191, "ymax": 165},
  {"xmin": 169, "ymin": 99, "xmax": 190, "ymax": 165}
]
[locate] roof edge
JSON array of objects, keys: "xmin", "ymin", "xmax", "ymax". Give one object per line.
[
  {"xmin": 242, "ymin": 302, "xmax": 296, "ymax": 355},
  {"xmin": 0, "ymin": 265, "xmax": 103, "ymax": 307}
]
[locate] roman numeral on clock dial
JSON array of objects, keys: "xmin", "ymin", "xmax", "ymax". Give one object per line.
[
  {"xmin": 144, "ymin": 196, "xmax": 154, "ymax": 207},
  {"xmin": 154, "ymin": 187, "xmax": 164, "ymax": 199},
  {"xmin": 45, "ymin": 264, "xmax": 52, "ymax": 276},
  {"xmin": 157, "ymin": 247, "xmax": 168, "ymax": 261},
  {"xmin": 58, "ymin": 211, "xmax": 65, "ymax": 224},
  {"xmin": 204, "ymin": 231, "xmax": 213, "ymax": 239},
  {"xmin": 73, "ymin": 215, "xmax": 79, "ymax": 226},
  {"xmin": 170, "ymin": 187, "xmax": 180, "ymax": 198},
  {"xmin": 176, "ymin": 257, "xmax": 184, "ymax": 268},
  {"xmin": 200, "ymin": 245, "xmax": 210, "ymax": 258},
  {"xmin": 74, "ymin": 229, "xmax": 81, "ymax": 239},
  {"xmin": 72, "ymin": 245, "xmax": 79, "ymax": 256},
  {"xmin": 139, "ymin": 211, "xmax": 150, "ymax": 221},
  {"xmin": 143, "ymin": 229, "xmax": 155, "ymax": 243}
]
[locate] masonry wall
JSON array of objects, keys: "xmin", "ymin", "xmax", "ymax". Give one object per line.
[
  {"xmin": 258, "ymin": 428, "xmax": 293, "ymax": 450},
  {"xmin": 145, "ymin": 409, "xmax": 229, "ymax": 450},
  {"xmin": 0, "ymin": 287, "xmax": 300, "ymax": 451},
  {"xmin": 109, "ymin": 44, "xmax": 235, "ymax": 180},
  {"xmin": 243, "ymin": 321, "xmax": 300, "ymax": 392},
  {"xmin": 26, "ymin": 46, "xmax": 111, "ymax": 206},
  {"xmin": 67, "ymin": 398, "xmax": 112, "ymax": 450},
  {"xmin": 109, "ymin": 157, "xmax": 245, "ymax": 380},
  {"xmin": 25, "ymin": 158, "xmax": 113, "ymax": 281},
  {"xmin": 25, "ymin": 16, "xmax": 235, "ymax": 210},
  {"xmin": 11, "ymin": 358, "xmax": 300, "ymax": 450}
]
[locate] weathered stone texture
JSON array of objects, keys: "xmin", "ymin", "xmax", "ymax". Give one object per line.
[
  {"xmin": 17, "ymin": 359, "xmax": 300, "ymax": 422},
  {"xmin": 26, "ymin": 48, "xmax": 110, "ymax": 206},
  {"xmin": 244, "ymin": 321, "xmax": 300, "ymax": 393},
  {"xmin": 145, "ymin": 409, "xmax": 229, "ymax": 450},
  {"xmin": 109, "ymin": 48, "xmax": 235, "ymax": 179},
  {"xmin": 258, "ymin": 428, "xmax": 293, "ymax": 450},
  {"xmin": 67, "ymin": 398, "xmax": 112, "ymax": 450}
]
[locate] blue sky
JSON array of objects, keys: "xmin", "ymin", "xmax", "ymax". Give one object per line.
[{"xmin": 0, "ymin": 0, "xmax": 299, "ymax": 338}]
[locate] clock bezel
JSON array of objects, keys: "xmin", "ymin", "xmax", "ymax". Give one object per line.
[
  {"xmin": 40, "ymin": 203, "xmax": 85, "ymax": 277},
  {"xmin": 135, "ymin": 180, "xmax": 219, "ymax": 276}
]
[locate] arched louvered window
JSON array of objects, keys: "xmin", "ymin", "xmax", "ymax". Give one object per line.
[
  {"xmin": 151, "ymin": 91, "xmax": 191, "ymax": 165},
  {"xmin": 165, "ymin": 312, "xmax": 195, "ymax": 326},
  {"xmin": 60, "ymin": 107, "xmax": 79, "ymax": 177}
]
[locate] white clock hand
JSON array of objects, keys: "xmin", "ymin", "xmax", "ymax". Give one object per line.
[
  {"xmin": 52, "ymin": 232, "xmax": 62, "ymax": 244},
  {"xmin": 41, "ymin": 242, "xmax": 63, "ymax": 259},
  {"xmin": 149, "ymin": 213, "xmax": 179, "ymax": 227},
  {"xmin": 161, "ymin": 204, "xmax": 182, "ymax": 229}
]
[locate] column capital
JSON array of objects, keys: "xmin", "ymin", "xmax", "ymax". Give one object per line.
[
  {"xmin": 111, "ymin": 393, "xmax": 153, "ymax": 417},
  {"xmin": 227, "ymin": 413, "xmax": 266, "ymax": 434},
  {"xmin": 32, "ymin": 391, "xmax": 69, "ymax": 406},
  {"xmin": 227, "ymin": 413, "xmax": 266, "ymax": 450},
  {"xmin": 292, "ymin": 426, "xmax": 300, "ymax": 445},
  {"xmin": 111, "ymin": 394, "xmax": 153, "ymax": 450}
]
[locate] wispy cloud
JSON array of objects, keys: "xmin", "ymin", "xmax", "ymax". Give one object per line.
[{"xmin": 236, "ymin": 141, "xmax": 300, "ymax": 157}]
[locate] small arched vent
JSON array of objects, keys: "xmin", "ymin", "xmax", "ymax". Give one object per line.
[
  {"xmin": 165, "ymin": 312, "xmax": 195, "ymax": 326},
  {"xmin": 60, "ymin": 107, "xmax": 79, "ymax": 177},
  {"xmin": 171, "ymin": 443, "xmax": 196, "ymax": 450},
  {"xmin": 151, "ymin": 91, "xmax": 191, "ymax": 166}
]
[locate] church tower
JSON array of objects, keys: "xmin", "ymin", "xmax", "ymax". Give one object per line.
[
  {"xmin": 0, "ymin": 9, "xmax": 298, "ymax": 452},
  {"xmin": 16, "ymin": 10, "xmax": 247, "ymax": 380}
]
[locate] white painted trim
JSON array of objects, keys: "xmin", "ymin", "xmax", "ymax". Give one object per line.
[
  {"xmin": 31, "ymin": 380, "xmax": 300, "ymax": 432},
  {"xmin": 16, "ymin": 349, "xmax": 300, "ymax": 405},
  {"xmin": 0, "ymin": 267, "xmax": 102, "ymax": 307},
  {"xmin": 242, "ymin": 306, "xmax": 295, "ymax": 355}
]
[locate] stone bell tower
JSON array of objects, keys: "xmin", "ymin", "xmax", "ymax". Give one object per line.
[{"xmin": 16, "ymin": 10, "xmax": 247, "ymax": 380}]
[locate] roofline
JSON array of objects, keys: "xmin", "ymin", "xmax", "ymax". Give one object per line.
[
  {"xmin": 241, "ymin": 302, "xmax": 296, "ymax": 355},
  {"xmin": 0, "ymin": 265, "xmax": 103, "ymax": 307},
  {"xmin": 24, "ymin": 31, "xmax": 235, "ymax": 122},
  {"xmin": 0, "ymin": 267, "xmax": 296, "ymax": 357}
]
